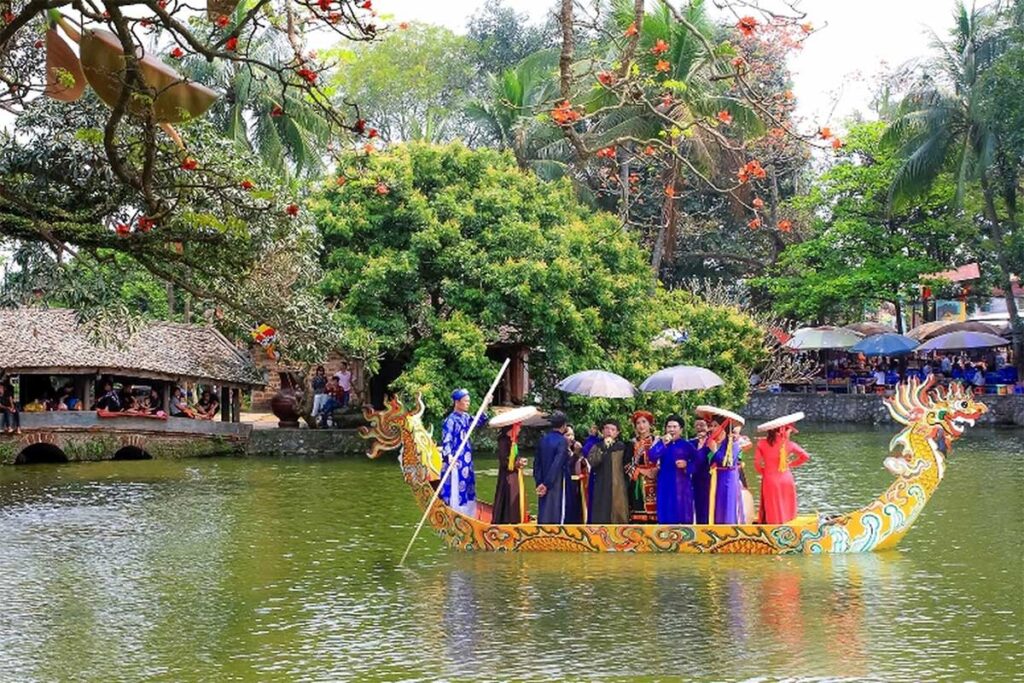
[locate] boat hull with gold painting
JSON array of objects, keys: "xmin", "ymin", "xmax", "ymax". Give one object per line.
[{"xmin": 359, "ymin": 378, "xmax": 985, "ymax": 554}]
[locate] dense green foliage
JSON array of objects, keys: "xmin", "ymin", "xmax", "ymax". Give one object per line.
[
  {"xmin": 755, "ymin": 122, "xmax": 973, "ymax": 326},
  {"xmin": 313, "ymin": 143, "xmax": 770, "ymax": 424}
]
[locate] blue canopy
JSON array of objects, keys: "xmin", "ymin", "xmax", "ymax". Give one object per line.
[{"xmin": 849, "ymin": 333, "xmax": 919, "ymax": 356}]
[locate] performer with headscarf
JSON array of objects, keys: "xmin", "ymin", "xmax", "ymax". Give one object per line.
[
  {"xmin": 628, "ymin": 410, "xmax": 659, "ymax": 523},
  {"xmin": 755, "ymin": 412, "xmax": 811, "ymax": 524},
  {"xmin": 440, "ymin": 388, "xmax": 487, "ymax": 518},
  {"xmin": 647, "ymin": 414, "xmax": 697, "ymax": 523},
  {"xmin": 700, "ymin": 405, "xmax": 747, "ymax": 525}
]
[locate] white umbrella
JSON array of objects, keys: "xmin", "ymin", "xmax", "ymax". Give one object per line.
[
  {"xmin": 785, "ymin": 325, "xmax": 863, "ymax": 350},
  {"xmin": 555, "ymin": 370, "xmax": 636, "ymax": 398},
  {"xmin": 917, "ymin": 331, "xmax": 1010, "ymax": 351},
  {"xmin": 639, "ymin": 365, "xmax": 724, "ymax": 392}
]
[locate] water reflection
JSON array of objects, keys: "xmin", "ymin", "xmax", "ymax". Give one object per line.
[{"xmin": 0, "ymin": 427, "xmax": 1019, "ymax": 681}]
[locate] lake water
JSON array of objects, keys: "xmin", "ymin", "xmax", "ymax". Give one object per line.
[{"xmin": 0, "ymin": 426, "xmax": 1021, "ymax": 681}]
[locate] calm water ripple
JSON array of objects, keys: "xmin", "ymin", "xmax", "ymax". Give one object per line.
[{"xmin": 0, "ymin": 426, "xmax": 1021, "ymax": 682}]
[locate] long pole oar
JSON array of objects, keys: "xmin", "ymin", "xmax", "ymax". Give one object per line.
[{"xmin": 398, "ymin": 357, "xmax": 510, "ymax": 567}]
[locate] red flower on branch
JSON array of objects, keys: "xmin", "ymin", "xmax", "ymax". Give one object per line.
[
  {"xmin": 624, "ymin": 22, "xmax": 638, "ymax": 37},
  {"xmin": 752, "ymin": 197, "xmax": 764, "ymax": 209},
  {"xmin": 651, "ymin": 39, "xmax": 669, "ymax": 56},
  {"xmin": 778, "ymin": 219, "xmax": 793, "ymax": 232},
  {"xmin": 361, "ymin": 0, "xmax": 371, "ymax": 8},
  {"xmin": 115, "ymin": 223, "xmax": 131, "ymax": 236},
  {"xmin": 137, "ymin": 216, "xmax": 155, "ymax": 232},
  {"xmin": 551, "ymin": 100, "xmax": 580, "ymax": 125},
  {"xmin": 831, "ymin": 137, "xmax": 844, "ymax": 149},
  {"xmin": 737, "ymin": 159, "xmax": 766, "ymax": 183},
  {"xmin": 731, "ymin": 56, "xmax": 744, "ymax": 68},
  {"xmin": 2, "ymin": 11, "xmax": 15, "ymax": 23},
  {"xmin": 336, "ymin": 176, "xmax": 347, "ymax": 186},
  {"xmin": 783, "ymin": 90, "xmax": 794, "ymax": 100},
  {"xmin": 286, "ymin": 203, "xmax": 300, "ymax": 216},
  {"xmin": 737, "ymin": 16, "xmax": 758, "ymax": 37},
  {"xmin": 318, "ymin": 0, "xmax": 331, "ymax": 9},
  {"xmin": 644, "ymin": 145, "xmax": 656, "ymax": 155},
  {"xmin": 368, "ymin": 128, "xmax": 378, "ymax": 138},
  {"xmin": 375, "ymin": 181, "xmax": 390, "ymax": 195},
  {"xmin": 748, "ymin": 217, "xmax": 761, "ymax": 229},
  {"xmin": 654, "ymin": 59, "xmax": 671, "ymax": 73},
  {"xmin": 297, "ymin": 68, "xmax": 317, "ymax": 84},
  {"xmin": 240, "ymin": 179, "xmax": 255, "ymax": 190},
  {"xmin": 596, "ymin": 147, "xmax": 616, "ymax": 159},
  {"xmin": 716, "ymin": 110, "xmax": 732, "ymax": 125},
  {"xmin": 354, "ymin": 118, "xmax": 366, "ymax": 134},
  {"xmin": 768, "ymin": 127, "xmax": 785, "ymax": 139},
  {"xmin": 665, "ymin": 185, "xmax": 679, "ymax": 199},
  {"xmin": 180, "ymin": 157, "xmax": 198, "ymax": 171},
  {"xmin": 818, "ymin": 126, "xmax": 832, "ymax": 139},
  {"xmin": 399, "ymin": 21, "xmax": 409, "ymax": 30},
  {"xmin": 225, "ymin": 36, "xmax": 238, "ymax": 51},
  {"xmin": 661, "ymin": 93, "xmax": 673, "ymax": 108},
  {"xmin": 215, "ymin": 14, "xmax": 229, "ymax": 28},
  {"xmin": 597, "ymin": 71, "xmax": 614, "ymax": 86},
  {"xmin": 801, "ymin": 22, "xmax": 813, "ymax": 34},
  {"xmin": 270, "ymin": 104, "xmax": 283, "ymax": 117},
  {"xmin": 170, "ymin": 46, "xmax": 185, "ymax": 59}
]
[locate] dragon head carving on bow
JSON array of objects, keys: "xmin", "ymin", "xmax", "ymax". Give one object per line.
[{"xmin": 883, "ymin": 377, "xmax": 987, "ymax": 478}]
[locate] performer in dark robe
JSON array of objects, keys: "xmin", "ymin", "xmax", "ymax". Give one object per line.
[
  {"xmin": 689, "ymin": 418, "xmax": 713, "ymax": 524},
  {"xmin": 628, "ymin": 410, "xmax": 658, "ymax": 523},
  {"xmin": 492, "ymin": 424, "xmax": 527, "ymax": 524},
  {"xmin": 534, "ymin": 411, "xmax": 570, "ymax": 524},
  {"xmin": 563, "ymin": 425, "xmax": 589, "ymax": 524},
  {"xmin": 587, "ymin": 419, "xmax": 632, "ymax": 524},
  {"xmin": 648, "ymin": 414, "xmax": 697, "ymax": 524}
]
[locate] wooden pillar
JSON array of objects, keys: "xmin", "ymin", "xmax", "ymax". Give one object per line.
[
  {"xmin": 84, "ymin": 377, "xmax": 95, "ymax": 410},
  {"xmin": 220, "ymin": 387, "xmax": 230, "ymax": 422},
  {"xmin": 162, "ymin": 384, "xmax": 172, "ymax": 417},
  {"xmin": 231, "ymin": 388, "xmax": 241, "ymax": 423}
]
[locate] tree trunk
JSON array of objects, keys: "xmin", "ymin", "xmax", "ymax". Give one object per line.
[
  {"xmin": 893, "ymin": 297, "xmax": 905, "ymax": 335},
  {"xmin": 557, "ymin": 0, "xmax": 574, "ymax": 100},
  {"xmin": 166, "ymin": 282, "xmax": 175, "ymax": 316},
  {"xmin": 651, "ymin": 155, "xmax": 681, "ymax": 278},
  {"xmin": 980, "ymin": 172, "xmax": 1024, "ymax": 375}
]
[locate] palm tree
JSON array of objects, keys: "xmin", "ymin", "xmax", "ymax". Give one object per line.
[
  {"xmin": 884, "ymin": 1, "xmax": 1023, "ymax": 372},
  {"xmin": 464, "ymin": 49, "xmax": 564, "ymax": 178},
  {"xmin": 178, "ymin": 28, "xmax": 331, "ymax": 179}
]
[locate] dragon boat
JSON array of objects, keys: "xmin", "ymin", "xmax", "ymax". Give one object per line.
[{"xmin": 359, "ymin": 378, "xmax": 986, "ymax": 554}]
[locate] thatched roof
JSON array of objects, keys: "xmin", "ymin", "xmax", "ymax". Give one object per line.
[{"xmin": 0, "ymin": 308, "xmax": 264, "ymax": 387}]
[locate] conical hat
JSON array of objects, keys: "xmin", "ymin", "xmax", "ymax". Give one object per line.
[
  {"xmin": 489, "ymin": 406, "xmax": 541, "ymax": 428},
  {"xmin": 695, "ymin": 405, "xmax": 745, "ymax": 425},
  {"xmin": 757, "ymin": 411, "xmax": 805, "ymax": 432}
]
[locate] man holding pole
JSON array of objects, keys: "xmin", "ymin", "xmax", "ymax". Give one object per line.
[{"xmin": 440, "ymin": 388, "xmax": 488, "ymax": 518}]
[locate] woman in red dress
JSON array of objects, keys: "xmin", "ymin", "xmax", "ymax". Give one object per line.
[{"xmin": 754, "ymin": 412, "xmax": 810, "ymax": 524}]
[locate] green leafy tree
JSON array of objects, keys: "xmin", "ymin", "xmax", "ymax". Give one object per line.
[
  {"xmin": 465, "ymin": 0, "xmax": 557, "ymax": 79},
  {"xmin": 884, "ymin": 1, "xmax": 1023, "ymax": 368},
  {"xmin": 756, "ymin": 122, "xmax": 973, "ymax": 328},
  {"xmin": 313, "ymin": 143, "xmax": 772, "ymax": 426},
  {"xmin": 328, "ymin": 23, "xmax": 476, "ymax": 143}
]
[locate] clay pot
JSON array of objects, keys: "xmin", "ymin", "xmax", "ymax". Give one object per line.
[{"xmin": 269, "ymin": 372, "xmax": 302, "ymax": 428}]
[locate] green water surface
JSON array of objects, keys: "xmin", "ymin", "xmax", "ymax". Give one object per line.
[{"xmin": 0, "ymin": 426, "xmax": 1021, "ymax": 682}]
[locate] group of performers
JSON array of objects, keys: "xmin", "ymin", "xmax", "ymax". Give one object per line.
[{"xmin": 438, "ymin": 388, "xmax": 811, "ymax": 527}]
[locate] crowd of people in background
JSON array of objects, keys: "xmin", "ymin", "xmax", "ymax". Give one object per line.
[
  {"xmin": 825, "ymin": 349, "xmax": 1014, "ymax": 391},
  {"xmin": 311, "ymin": 362, "xmax": 353, "ymax": 428}
]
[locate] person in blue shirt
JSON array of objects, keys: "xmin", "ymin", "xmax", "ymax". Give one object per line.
[
  {"xmin": 440, "ymin": 388, "xmax": 487, "ymax": 518},
  {"xmin": 534, "ymin": 411, "xmax": 570, "ymax": 524},
  {"xmin": 648, "ymin": 414, "xmax": 699, "ymax": 524}
]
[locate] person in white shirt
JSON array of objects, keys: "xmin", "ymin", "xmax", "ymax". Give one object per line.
[{"xmin": 333, "ymin": 361, "xmax": 353, "ymax": 407}]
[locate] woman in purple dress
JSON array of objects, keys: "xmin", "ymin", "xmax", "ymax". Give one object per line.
[{"xmin": 699, "ymin": 406, "xmax": 746, "ymax": 525}]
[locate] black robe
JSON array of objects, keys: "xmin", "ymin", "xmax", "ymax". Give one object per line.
[
  {"xmin": 492, "ymin": 429, "xmax": 524, "ymax": 524},
  {"xmin": 587, "ymin": 439, "xmax": 632, "ymax": 524}
]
